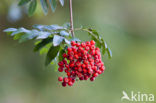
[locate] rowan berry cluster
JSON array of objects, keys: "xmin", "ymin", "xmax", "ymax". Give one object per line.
[{"xmin": 58, "ymin": 40, "xmax": 105, "ymax": 87}]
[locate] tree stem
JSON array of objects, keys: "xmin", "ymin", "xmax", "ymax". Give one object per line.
[{"xmin": 69, "ymin": 0, "xmax": 75, "ymax": 37}]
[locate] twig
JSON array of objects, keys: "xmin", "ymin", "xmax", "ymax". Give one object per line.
[{"xmin": 69, "ymin": 0, "xmax": 75, "ymax": 37}]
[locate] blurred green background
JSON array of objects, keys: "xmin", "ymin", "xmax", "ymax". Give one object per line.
[{"xmin": 0, "ymin": 0, "xmax": 156, "ymax": 103}]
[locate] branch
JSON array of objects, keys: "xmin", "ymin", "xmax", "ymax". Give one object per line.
[{"xmin": 69, "ymin": 0, "xmax": 75, "ymax": 37}]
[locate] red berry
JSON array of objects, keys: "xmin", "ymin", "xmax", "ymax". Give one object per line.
[
  {"xmin": 100, "ymin": 66, "xmax": 105, "ymax": 71},
  {"xmin": 78, "ymin": 53, "xmax": 81, "ymax": 56},
  {"xmin": 88, "ymin": 69, "xmax": 93, "ymax": 74},
  {"xmin": 83, "ymin": 56, "xmax": 87, "ymax": 60},
  {"xmin": 79, "ymin": 77, "xmax": 84, "ymax": 80},
  {"xmin": 97, "ymin": 70, "xmax": 102, "ymax": 74},
  {"xmin": 78, "ymin": 67, "xmax": 82, "ymax": 72},
  {"xmin": 67, "ymin": 72, "xmax": 71, "ymax": 76},
  {"xmin": 58, "ymin": 67, "xmax": 63, "ymax": 72},
  {"xmin": 83, "ymin": 69, "xmax": 87, "ymax": 73},
  {"xmin": 58, "ymin": 77, "xmax": 63, "ymax": 82},
  {"xmin": 93, "ymin": 73, "xmax": 98, "ymax": 77},
  {"xmin": 64, "ymin": 77, "xmax": 69, "ymax": 83},
  {"xmin": 86, "ymin": 41, "xmax": 90, "ymax": 46},
  {"xmin": 90, "ymin": 40, "xmax": 95, "ymax": 45},
  {"xmin": 58, "ymin": 61, "xmax": 64, "ymax": 66},
  {"xmin": 68, "ymin": 81, "xmax": 73, "ymax": 86},
  {"xmin": 63, "ymin": 59, "xmax": 67, "ymax": 64},
  {"xmin": 72, "ymin": 79, "xmax": 75, "ymax": 83},
  {"xmin": 69, "ymin": 56, "xmax": 73, "ymax": 60},
  {"xmin": 71, "ymin": 41, "xmax": 76, "ymax": 46},
  {"xmin": 70, "ymin": 63, "xmax": 74, "ymax": 68},
  {"xmin": 84, "ymin": 75, "xmax": 89, "ymax": 80},
  {"xmin": 85, "ymin": 46, "xmax": 90, "ymax": 51},
  {"xmin": 81, "ymin": 64, "xmax": 86, "ymax": 68},
  {"xmin": 81, "ymin": 42, "xmax": 86, "ymax": 47},
  {"xmin": 62, "ymin": 82, "xmax": 67, "ymax": 87},
  {"xmin": 76, "ymin": 42, "xmax": 80, "ymax": 47},
  {"xmin": 57, "ymin": 40, "xmax": 106, "ymax": 87},
  {"xmin": 90, "ymin": 45, "xmax": 95, "ymax": 50},
  {"xmin": 63, "ymin": 53, "xmax": 67, "ymax": 58},
  {"xmin": 67, "ymin": 48, "xmax": 72, "ymax": 52},
  {"xmin": 78, "ymin": 47, "xmax": 83, "ymax": 51},
  {"xmin": 90, "ymin": 77, "xmax": 95, "ymax": 81},
  {"xmin": 83, "ymin": 60, "xmax": 88, "ymax": 65},
  {"xmin": 74, "ymin": 54, "xmax": 79, "ymax": 59},
  {"xmin": 65, "ymin": 69, "xmax": 68, "ymax": 73}
]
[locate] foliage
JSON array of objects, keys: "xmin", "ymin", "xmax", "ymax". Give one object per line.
[
  {"xmin": 18, "ymin": 0, "xmax": 65, "ymax": 16},
  {"xmin": 82, "ymin": 28, "xmax": 112, "ymax": 59},
  {"xmin": 4, "ymin": 24, "xmax": 112, "ymax": 66},
  {"xmin": 4, "ymin": 0, "xmax": 112, "ymax": 67}
]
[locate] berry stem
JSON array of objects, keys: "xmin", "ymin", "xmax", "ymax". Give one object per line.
[{"xmin": 69, "ymin": 0, "xmax": 75, "ymax": 37}]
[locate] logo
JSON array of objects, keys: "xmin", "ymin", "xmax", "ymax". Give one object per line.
[{"xmin": 121, "ymin": 91, "xmax": 155, "ymax": 102}]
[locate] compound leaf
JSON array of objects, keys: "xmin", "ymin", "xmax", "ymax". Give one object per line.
[
  {"xmin": 3, "ymin": 28, "xmax": 17, "ymax": 32},
  {"xmin": 19, "ymin": 33, "xmax": 32, "ymax": 43},
  {"xmin": 49, "ymin": 0, "xmax": 57, "ymax": 12},
  {"xmin": 34, "ymin": 37, "xmax": 53, "ymax": 52},
  {"xmin": 40, "ymin": 0, "xmax": 49, "ymax": 15},
  {"xmin": 60, "ymin": 30, "xmax": 69, "ymax": 36},
  {"xmin": 107, "ymin": 48, "xmax": 112, "ymax": 59},
  {"xmin": 36, "ymin": 31, "xmax": 51, "ymax": 39},
  {"xmin": 88, "ymin": 28, "xmax": 100, "ymax": 39},
  {"xmin": 59, "ymin": 0, "xmax": 64, "ymax": 6},
  {"xmin": 18, "ymin": 0, "xmax": 31, "ymax": 6},
  {"xmin": 28, "ymin": 0, "xmax": 37, "ymax": 16},
  {"xmin": 45, "ymin": 45, "xmax": 60, "ymax": 66},
  {"xmin": 58, "ymin": 49, "xmax": 65, "ymax": 61},
  {"xmin": 53, "ymin": 35, "xmax": 64, "ymax": 46}
]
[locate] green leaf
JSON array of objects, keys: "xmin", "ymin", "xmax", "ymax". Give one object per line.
[
  {"xmin": 90, "ymin": 35, "xmax": 101, "ymax": 48},
  {"xmin": 59, "ymin": 0, "xmax": 64, "ymax": 6},
  {"xmin": 29, "ymin": 30, "xmax": 40, "ymax": 39},
  {"xmin": 36, "ymin": 31, "xmax": 51, "ymax": 39},
  {"xmin": 49, "ymin": 25, "xmax": 64, "ymax": 30},
  {"xmin": 33, "ymin": 24, "xmax": 45, "ymax": 30},
  {"xmin": 107, "ymin": 48, "xmax": 112, "ymax": 59},
  {"xmin": 83, "ymin": 28, "xmax": 112, "ymax": 59},
  {"xmin": 28, "ymin": 0, "xmax": 37, "ymax": 16},
  {"xmin": 63, "ymin": 22, "xmax": 70, "ymax": 29},
  {"xmin": 45, "ymin": 45, "xmax": 60, "ymax": 66},
  {"xmin": 88, "ymin": 32, "xmax": 101, "ymax": 48},
  {"xmin": 39, "ymin": 43, "xmax": 52, "ymax": 55},
  {"xmin": 49, "ymin": 0, "xmax": 57, "ymax": 12},
  {"xmin": 60, "ymin": 30, "xmax": 69, "ymax": 36},
  {"xmin": 19, "ymin": 33, "xmax": 32, "ymax": 43},
  {"xmin": 34, "ymin": 40, "xmax": 42, "ymax": 45},
  {"xmin": 58, "ymin": 49, "xmax": 65, "ymax": 61},
  {"xmin": 64, "ymin": 38, "xmax": 70, "ymax": 44},
  {"xmin": 13, "ymin": 33, "xmax": 25, "ymax": 40},
  {"xmin": 11, "ymin": 28, "xmax": 30, "ymax": 40},
  {"xmin": 8, "ymin": 28, "xmax": 39, "ymax": 42},
  {"xmin": 11, "ymin": 28, "xmax": 30, "ymax": 36},
  {"xmin": 102, "ymin": 47, "xmax": 106, "ymax": 55},
  {"xmin": 3, "ymin": 28, "xmax": 17, "ymax": 32},
  {"xmin": 88, "ymin": 28, "xmax": 100, "ymax": 39},
  {"xmin": 18, "ymin": 0, "xmax": 31, "ymax": 6},
  {"xmin": 40, "ymin": 0, "xmax": 49, "ymax": 15},
  {"xmin": 53, "ymin": 35, "xmax": 64, "ymax": 46},
  {"xmin": 104, "ymin": 41, "xmax": 107, "ymax": 49},
  {"xmin": 51, "ymin": 60, "xmax": 59, "ymax": 71},
  {"xmin": 33, "ymin": 24, "xmax": 64, "ymax": 31},
  {"xmin": 88, "ymin": 29, "xmax": 103, "ymax": 43},
  {"xmin": 34, "ymin": 37, "xmax": 53, "ymax": 52}
]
